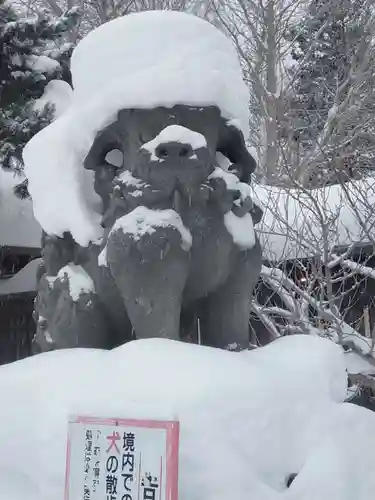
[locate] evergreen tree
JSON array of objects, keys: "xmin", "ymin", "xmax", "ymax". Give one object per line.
[
  {"xmin": 284, "ymin": 0, "xmax": 375, "ymax": 185},
  {"xmin": 0, "ymin": 0, "xmax": 77, "ymax": 195}
]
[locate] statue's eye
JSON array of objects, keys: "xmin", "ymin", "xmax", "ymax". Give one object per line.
[{"xmin": 104, "ymin": 149, "xmax": 123, "ymax": 168}]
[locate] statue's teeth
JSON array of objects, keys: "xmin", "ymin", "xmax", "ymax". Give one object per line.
[{"xmin": 173, "ymin": 189, "xmax": 182, "ymax": 213}]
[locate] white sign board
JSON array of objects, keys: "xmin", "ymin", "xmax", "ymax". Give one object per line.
[{"xmin": 65, "ymin": 416, "xmax": 179, "ymax": 500}]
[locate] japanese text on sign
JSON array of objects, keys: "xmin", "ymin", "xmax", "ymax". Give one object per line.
[{"xmin": 65, "ymin": 416, "xmax": 179, "ymax": 500}]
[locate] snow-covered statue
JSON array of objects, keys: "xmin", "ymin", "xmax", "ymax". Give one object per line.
[{"xmin": 23, "ymin": 11, "xmax": 263, "ymax": 353}]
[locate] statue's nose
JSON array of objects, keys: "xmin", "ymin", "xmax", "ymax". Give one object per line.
[{"xmin": 155, "ymin": 141, "xmax": 193, "ymax": 160}]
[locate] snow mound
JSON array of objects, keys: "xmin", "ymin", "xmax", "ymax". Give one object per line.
[
  {"xmin": 0, "ymin": 335, "xmax": 375, "ymax": 500},
  {"xmin": 108, "ymin": 206, "xmax": 192, "ymax": 251},
  {"xmin": 209, "ymin": 165, "xmax": 252, "ymax": 201},
  {"xmin": 140, "ymin": 125, "xmax": 207, "ymax": 161},
  {"xmin": 23, "ymin": 115, "xmax": 104, "ymax": 247},
  {"xmin": 23, "ymin": 11, "xmax": 249, "ymax": 245},
  {"xmin": 224, "ymin": 211, "xmax": 255, "ymax": 249},
  {"xmin": 57, "ymin": 264, "xmax": 95, "ymax": 301},
  {"xmin": 208, "ymin": 166, "xmax": 256, "ymax": 249},
  {"xmin": 344, "ymin": 351, "xmax": 375, "ymax": 376},
  {"xmin": 118, "ymin": 170, "xmax": 146, "ymax": 187},
  {"xmin": 33, "ymin": 80, "xmax": 73, "ymax": 118},
  {"xmin": 26, "ymin": 55, "xmax": 60, "ymax": 74}
]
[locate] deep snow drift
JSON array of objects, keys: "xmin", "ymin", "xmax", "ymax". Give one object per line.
[{"xmin": 0, "ymin": 335, "xmax": 374, "ymax": 500}]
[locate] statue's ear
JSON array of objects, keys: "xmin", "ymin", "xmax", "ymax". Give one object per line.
[
  {"xmin": 84, "ymin": 121, "xmax": 123, "ymax": 171},
  {"xmin": 218, "ymin": 121, "xmax": 257, "ymax": 184}
]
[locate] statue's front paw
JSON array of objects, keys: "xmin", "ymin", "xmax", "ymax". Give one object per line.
[
  {"xmin": 105, "ymin": 206, "xmax": 192, "ymax": 271},
  {"xmin": 231, "ymin": 195, "xmax": 253, "ymax": 217},
  {"xmin": 206, "ymin": 177, "xmax": 234, "ymax": 214}
]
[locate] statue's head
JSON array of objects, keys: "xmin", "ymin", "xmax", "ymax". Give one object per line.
[
  {"xmin": 83, "ymin": 104, "xmax": 257, "ymax": 223},
  {"xmin": 24, "ymin": 10, "xmax": 255, "ymax": 246}
]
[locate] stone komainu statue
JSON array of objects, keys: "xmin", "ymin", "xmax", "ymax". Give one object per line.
[{"xmin": 24, "ymin": 11, "xmax": 263, "ymax": 353}]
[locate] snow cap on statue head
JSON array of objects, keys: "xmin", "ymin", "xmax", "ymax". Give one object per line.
[{"xmin": 70, "ymin": 10, "xmax": 250, "ymax": 138}]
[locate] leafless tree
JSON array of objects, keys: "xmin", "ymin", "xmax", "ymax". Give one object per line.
[
  {"xmin": 210, "ymin": 0, "xmax": 375, "ymax": 193},
  {"xmin": 211, "ymin": 0, "xmax": 307, "ymax": 181},
  {"xmin": 293, "ymin": 17, "xmax": 375, "ymax": 186},
  {"xmin": 249, "ymin": 173, "xmax": 375, "ymax": 400}
]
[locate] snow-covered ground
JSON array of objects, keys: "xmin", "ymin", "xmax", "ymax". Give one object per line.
[{"xmin": 0, "ymin": 335, "xmax": 374, "ymax": 500}]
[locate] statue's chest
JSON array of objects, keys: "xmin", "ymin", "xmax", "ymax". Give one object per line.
[{"xmin": 182, "ymin": 208, "xmax": 237, "ymax": 300}]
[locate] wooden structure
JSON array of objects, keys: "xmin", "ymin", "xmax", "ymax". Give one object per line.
[
  {"xmin": 0, "ymin": 169, "xmax": 41, "ymax": 364},
  {"xmin": 0, "ymin": 290, "xmax": 36, "ymax": 364},
  {"xmin": 0, "ymin": 255, "xmax": 41, "ymax": 365}
]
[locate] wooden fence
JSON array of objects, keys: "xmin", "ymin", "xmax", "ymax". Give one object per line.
[{"xmin": 0, "ymin": 293, "xmax": 35, "ymax": 365}]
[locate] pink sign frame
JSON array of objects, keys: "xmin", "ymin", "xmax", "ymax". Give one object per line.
[{"xmin": 65, "ymin": 415, "xmax": 179, "ymax": 500}]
